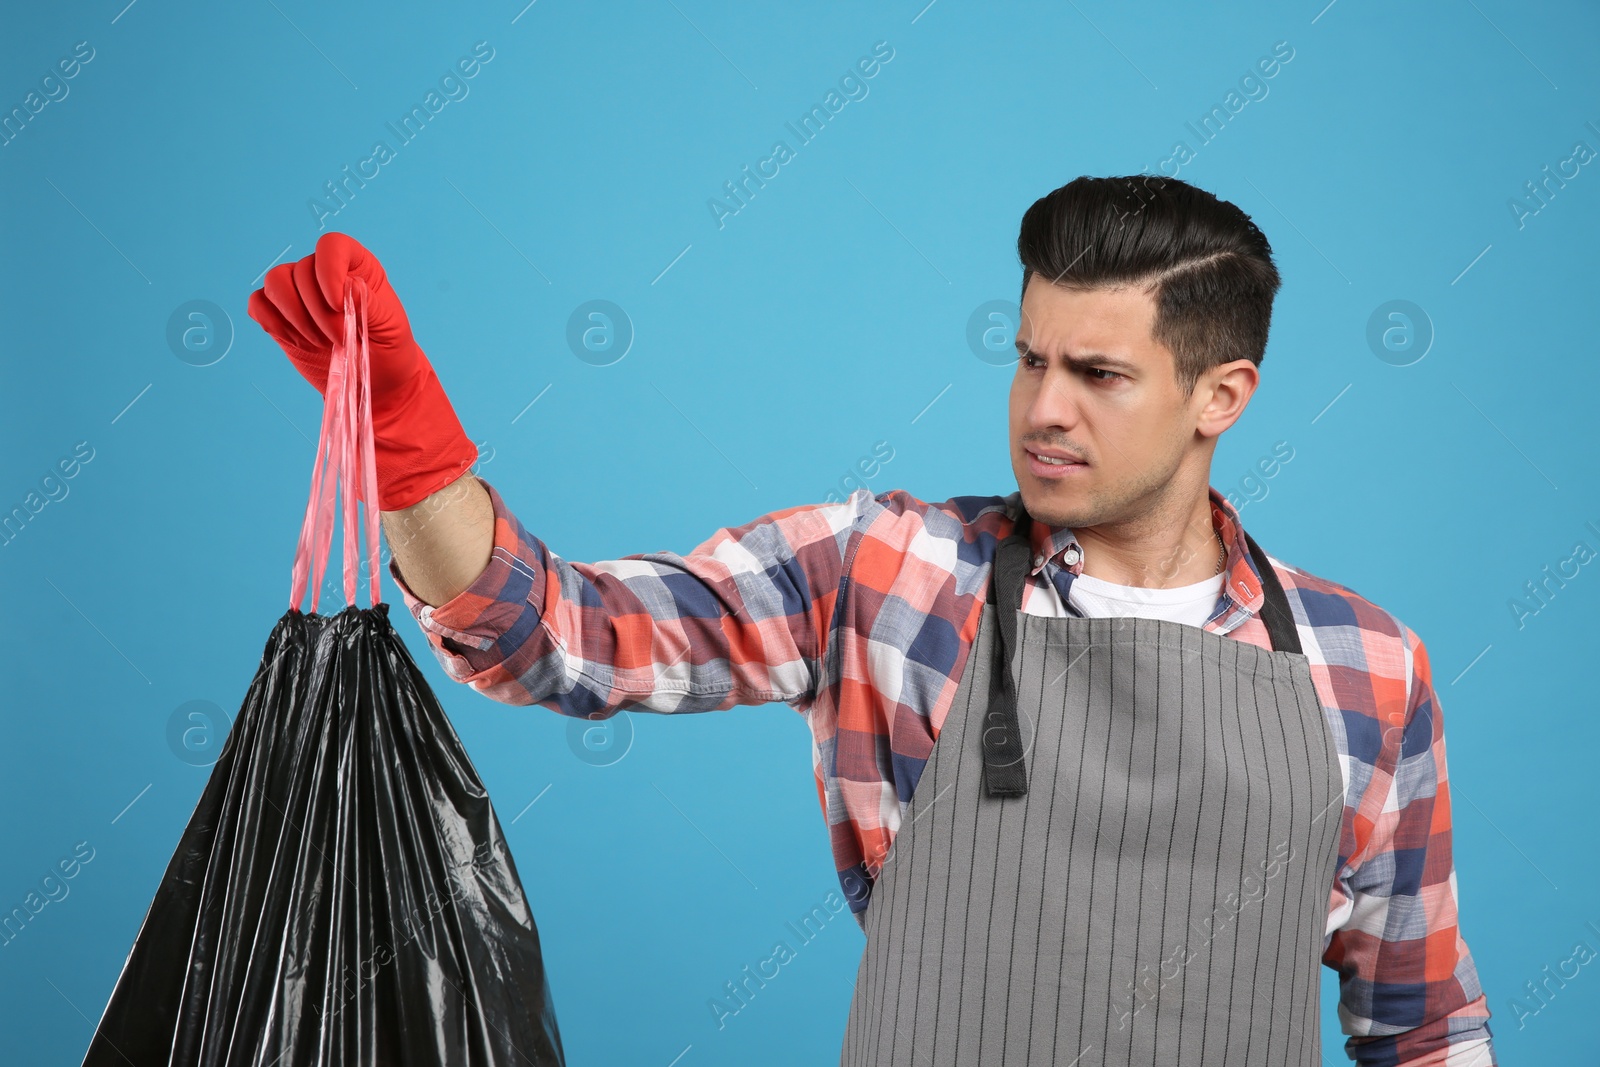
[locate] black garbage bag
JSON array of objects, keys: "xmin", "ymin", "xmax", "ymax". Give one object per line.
[{"xmin": 83, "ymin": 278, "xmax": 565, "ymax": 1066}]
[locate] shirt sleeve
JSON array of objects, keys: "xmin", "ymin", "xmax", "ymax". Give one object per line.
[
  {"xmin": 1323, "ymin": 624, "xmax": 1497, "ymax": 1066},
  {"xmin": 386, "ymin": 476, "xmax": 867, "ymax": 717}
]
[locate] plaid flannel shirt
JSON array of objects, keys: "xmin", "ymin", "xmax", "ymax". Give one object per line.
[{"xmin": 389, "ymin": 476, "xmax": 1495, "ymax": 1066}]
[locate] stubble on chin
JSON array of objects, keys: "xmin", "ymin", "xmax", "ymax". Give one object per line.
[{"xmin": 1018, "ymin": 464, "xmax": 1169, "ymax": 533}]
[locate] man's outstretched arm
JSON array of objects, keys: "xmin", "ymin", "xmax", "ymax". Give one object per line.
[{"xmin": 381, "ymin": 472, "xmax": 869, "ymax": 718}]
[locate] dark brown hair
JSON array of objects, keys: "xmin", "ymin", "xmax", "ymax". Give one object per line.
[{"xmin": 1016, "ymin": 175, "xmax": 1281, "ymax": 395}]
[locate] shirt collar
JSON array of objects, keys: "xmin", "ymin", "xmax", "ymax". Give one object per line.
[{"xmin": 1009, "ymin": 486, "xmax": 1269, "ymax": 620}]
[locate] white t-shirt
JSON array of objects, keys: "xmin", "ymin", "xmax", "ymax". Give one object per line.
[{"xmin": 1066, "ymin": 569, "xmax": 1225, "ymax": 628}]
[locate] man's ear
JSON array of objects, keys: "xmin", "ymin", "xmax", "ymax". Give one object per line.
[{"xmin": 1195, "ymin": 360, "xmax": 1259, "ymax": 440}]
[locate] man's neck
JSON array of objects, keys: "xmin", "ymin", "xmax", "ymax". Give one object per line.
[{"xmin": 1072, "ymin": 492, "xmax": 1222, "ymax": 589}]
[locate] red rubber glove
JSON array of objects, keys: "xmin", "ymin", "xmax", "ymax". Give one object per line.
[{"xmin": 247, "ymin": 232, "xmax": 476, "ymax": 512}]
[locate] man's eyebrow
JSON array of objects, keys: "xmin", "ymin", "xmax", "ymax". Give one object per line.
[{"xmin": 1014, "ymin": 341, "xmax": 1140, "ymax": 375}]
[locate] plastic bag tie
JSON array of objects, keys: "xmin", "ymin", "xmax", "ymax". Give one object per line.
[{"xmin": 288, "ymin": 275, "xmax": 382, "ymax": 612}]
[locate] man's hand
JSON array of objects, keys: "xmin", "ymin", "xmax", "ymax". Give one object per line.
[{"xmin": 247, "ymin": 232, "xmax": 477, "ymax": 512}]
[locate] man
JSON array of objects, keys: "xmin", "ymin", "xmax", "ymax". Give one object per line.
[{"xmin": 247, "ymin": 175, "xmax": 1495, "ymax": 1066}]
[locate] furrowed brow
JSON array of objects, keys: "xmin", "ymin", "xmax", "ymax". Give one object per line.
[{"xmin": 1015, "ymin": 341, "xmax": 1139, "ymax": 375}]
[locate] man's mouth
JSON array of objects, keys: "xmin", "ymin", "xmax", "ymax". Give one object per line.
[
  {"xmin": 1024, "ymin": 447, "xmax": 1089, "ymax": 478},
  {"xmin": 1026, "ymin": 447, "xmax": 1086, "ymax": 466}
]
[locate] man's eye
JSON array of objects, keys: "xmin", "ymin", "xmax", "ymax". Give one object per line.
[{"xmin": 1087, "ymin": 367, "xmax": 1121, "ymax": 381}]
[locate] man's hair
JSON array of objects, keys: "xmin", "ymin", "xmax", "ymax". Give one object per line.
[{"xmin": 1016, "ymin": 175, "xmax": 1281, "ymax": 396}]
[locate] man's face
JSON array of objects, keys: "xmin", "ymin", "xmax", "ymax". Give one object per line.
[{"xmin": 1008, "ymin": 276, "xmax": 1215, "ymax": 531}]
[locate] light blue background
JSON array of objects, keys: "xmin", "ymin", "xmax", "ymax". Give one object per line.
[{"xmin": 3, "ymin": 1, "xmax": 1597, "ymax": 1063}]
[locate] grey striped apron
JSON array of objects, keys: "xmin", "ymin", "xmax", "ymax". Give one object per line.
[{"xmin": 840, "ymin": 513, "xmax": 1343, "ymax": 1067}]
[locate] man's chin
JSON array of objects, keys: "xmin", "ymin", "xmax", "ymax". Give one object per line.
[{"xmin": 1016, "ymin": 477, "xmax": 1088, "ymax": 527}]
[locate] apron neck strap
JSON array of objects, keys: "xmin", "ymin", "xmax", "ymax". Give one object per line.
[
  {"xmin": 980, "ymin": 512, "xmax": 1036, "ymax": 797},
  {"xmin": 1240, "ymin": 528, "xmax": 1302, "ymax": 655}
]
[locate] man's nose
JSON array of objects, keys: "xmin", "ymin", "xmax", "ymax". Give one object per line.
[{"xmin": 1026, "ymin": 373, "xmax": 1080, "ymax": 431}]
